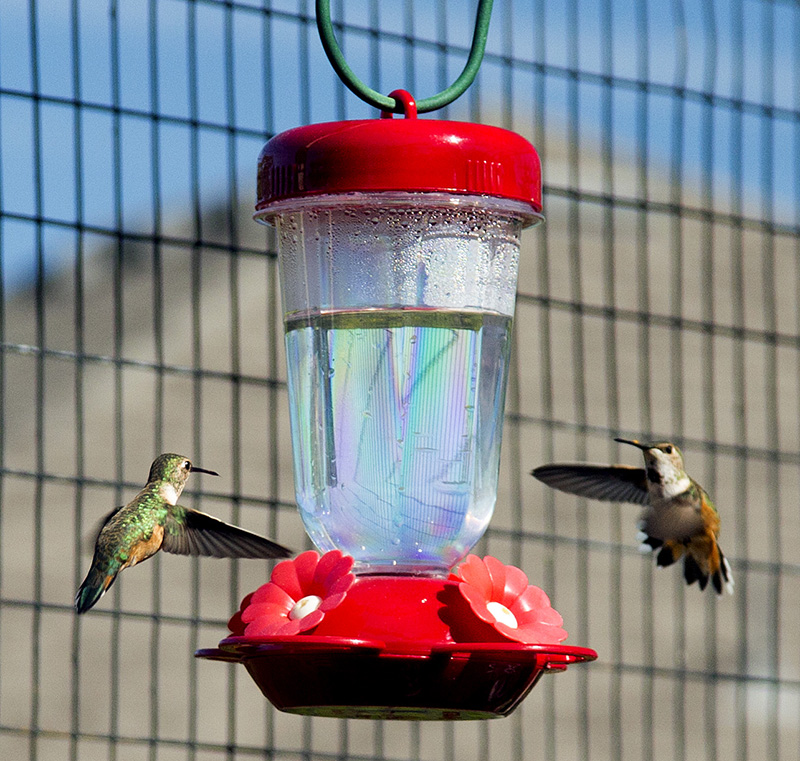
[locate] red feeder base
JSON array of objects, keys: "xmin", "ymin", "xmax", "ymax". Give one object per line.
[
  {"xmin": 198, "ymin": 637, "xmax": 595, "ymax": 720},
  {"xmin": 196, "ymin": 573, "xmax": 596, "ymax": 720}
]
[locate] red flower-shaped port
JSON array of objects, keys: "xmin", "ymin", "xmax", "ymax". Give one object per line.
[
  {"xmin": 450, "ymin": 555, "xmax": 568, "ymax": 644},
  {"xmin": 227, "ymin": 592, "xmax": 254, "ymax": 637},
  {"xmin": 239, "ymin": 550, "xmax": 355, "ymax": 637}
]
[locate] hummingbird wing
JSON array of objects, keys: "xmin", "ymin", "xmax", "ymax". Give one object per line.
[
  {"xmin": 532, "ymin": 464, "xmax": 650, "ymax": 505},
  {"xmin": 84, "ymin": 507, "xmax": 124, "ymax": 554},
  {"xmin": 162, "ymin": 506, "xmax": 293, "ymax": 559}
]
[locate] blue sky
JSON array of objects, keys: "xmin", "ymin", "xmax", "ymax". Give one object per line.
[{"xmin": 0, "ymin": 0, "xmax": 798, "ymax": 289}]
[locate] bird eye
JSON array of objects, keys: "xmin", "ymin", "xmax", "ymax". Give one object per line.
[
  {"xmin": 663, "ymin": 446, "xmax": 672, "ymax": 454},
  {"xmin": 183, "ymin": 460, "xmax": 191, "ymax": 469}
]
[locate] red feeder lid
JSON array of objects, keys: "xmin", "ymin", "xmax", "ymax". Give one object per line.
[{"xmin": 256, "ymin": 90, "xmax": 542, "ymax": 216}]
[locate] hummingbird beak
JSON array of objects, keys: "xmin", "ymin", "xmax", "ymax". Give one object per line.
[
  {"xmin": 190, "ymin": 465, "xmax": 219, "ymax": 477},
  {"xmin": 614, "ymin": 437, "xmax": 651, "ymax": 451}
]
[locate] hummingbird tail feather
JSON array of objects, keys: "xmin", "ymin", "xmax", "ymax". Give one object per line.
[
  {"xmin": 682, "ymin": 553, "xmax": 708, "ymax": 590},
  {"xmin": 668, "ymin": 536, "xmax": 734, "ymax": 596},
  {"xmin": 637, "ymin": 531, "xmax": 663, "ymax": 553},
  {"xmin": 655, "ymin": 541, "xmax": 683, "ymax": 568},
  {"xmin": 712, "ymin": 547, "xmax": 734, "ymax": 595},
  {"xmin": 75, "ymin": 569, "xmax": 115, "ymax": 614}
]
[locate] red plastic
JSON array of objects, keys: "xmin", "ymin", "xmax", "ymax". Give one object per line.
[
  {"xmin": 452, "ymin": 555, "xmax": 568, "ymax": 644},
  {"xmin": 255, "ymin": 90, "xmax": 542, "ymax": 215},
  {"xmin": 238, "ymin": 549, "xmax": 355, "ymax": 637},
  {"xmin": 197, "ymin": 561, "xmax": 597, "ymax": 720},
  {"xmin": 197, "ymin": 637, "xmax": 596, "ymax": 720}
]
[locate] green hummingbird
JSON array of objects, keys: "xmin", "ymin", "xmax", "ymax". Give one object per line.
[
  {"xmin": 75, "ymin": 453, "xmax": 293, "ymax": 614},
  {"xmin": 532, "ymin": 438, "xmax": 733, "ymax": 595}
]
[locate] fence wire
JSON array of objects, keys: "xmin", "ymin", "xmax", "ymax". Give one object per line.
[{"xmin": 0, "ymin": 1, "xmax": 798, "ymax": 760}]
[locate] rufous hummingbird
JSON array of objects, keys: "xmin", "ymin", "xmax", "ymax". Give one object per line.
[
  {"xmin": 75, "ymin": 453, "xmax": 293, "ymax": 613},
  {"xmin": 532, "ymin": 438, "xmax": 733, "ymax": 595}
]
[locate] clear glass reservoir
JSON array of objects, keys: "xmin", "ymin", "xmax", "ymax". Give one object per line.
[{"xmin": 259, "ymin": 192, "xmax": 533, "ymax": 575}]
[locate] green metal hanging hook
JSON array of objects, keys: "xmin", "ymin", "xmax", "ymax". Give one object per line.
[{"xmin": 316, "ymin": 0, "xmax": 495, "ymax": 114}]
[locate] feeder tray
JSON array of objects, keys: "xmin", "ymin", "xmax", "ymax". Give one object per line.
[
  {"xmin": 196, "ymin": 574, "xmax": 596, "ymax": 720},
  {"xmin": 198, "ymin": 637, "xmax": 594, "ymax": 720}
]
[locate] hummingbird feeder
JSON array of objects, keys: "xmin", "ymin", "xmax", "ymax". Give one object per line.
[{"xmin": 197, "ymin": 0, "xmax": 595, "ymax": 720}]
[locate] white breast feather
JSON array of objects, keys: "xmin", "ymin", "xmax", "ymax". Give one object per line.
[
  {"xmin": 659, "ymin": 473, "xmax": 691, "ymax": 499},
  {"xmin": 160, "ymin": 483, "xmax": 180, "ymax": 506}
]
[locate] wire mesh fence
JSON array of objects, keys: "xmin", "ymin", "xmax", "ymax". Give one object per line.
[{"xmin": 0, "ymin": 0, "xmax": 798, "ymax": 759}]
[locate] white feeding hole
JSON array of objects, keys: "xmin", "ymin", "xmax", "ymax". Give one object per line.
[
  {"xmin": 289, "ymin": 595, "xmax": 323, "ymax": 621},
  {"xmin": 486, "ymin": 601, "xmax": 518, "ymax": 629}
]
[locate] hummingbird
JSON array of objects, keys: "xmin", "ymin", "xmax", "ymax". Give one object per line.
[
  {"xmin": 531, "ymin": 438, "xmax": 733, "ymax": 595},
  {"xmin": 75, "ymin": 453, "xmax": 293, "ymax": 614}
]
